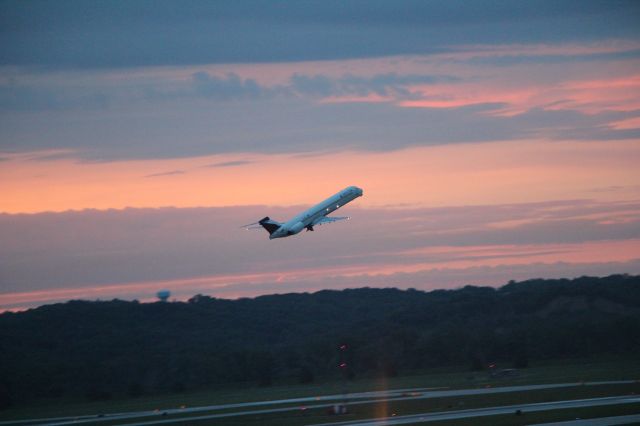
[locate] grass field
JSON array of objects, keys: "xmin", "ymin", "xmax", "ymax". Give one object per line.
[{"xmin": 1, "ymin": 356, "xmax": 639, "ymax": 425}]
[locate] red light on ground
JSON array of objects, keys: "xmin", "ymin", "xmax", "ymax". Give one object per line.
[
  {"xmin": 340, "ymin": 344, "xmax": 347, "ymax": 350},
  {"xmin": 339, "ymin": 362, "xmax": 347, "ymax": 368}
]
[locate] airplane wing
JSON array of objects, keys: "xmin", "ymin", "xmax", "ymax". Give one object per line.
[{"xmin": 312, "ymin": 216, "xmax": 350, "ymax": 226}]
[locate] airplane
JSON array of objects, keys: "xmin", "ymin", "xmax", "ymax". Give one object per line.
[{"xmin": 243, "ymin": 186, "xmax": 363, "ymax": 239}]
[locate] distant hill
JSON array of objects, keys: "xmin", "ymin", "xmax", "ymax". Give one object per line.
[{"xmin": 1, "ymin": 274, "xmax": 639, "ymax": 407}]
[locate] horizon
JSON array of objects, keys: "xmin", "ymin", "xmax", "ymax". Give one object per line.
[
  {"xmin": 2, "ymin": 0, "xmax": 640, "ymax": 311},
  {"xmin": 2, "ymin": 272, "xmax": 636, "ymax": 314}
]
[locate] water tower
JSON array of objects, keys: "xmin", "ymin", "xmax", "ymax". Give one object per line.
[{"xmin": 156, "ymin": 290, "xmax": 171, "ymax": 302}]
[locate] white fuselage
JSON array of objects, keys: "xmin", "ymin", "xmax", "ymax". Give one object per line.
[{"xmin": 269, "ymin": 186, "xmax": 363, "ymax": 239}]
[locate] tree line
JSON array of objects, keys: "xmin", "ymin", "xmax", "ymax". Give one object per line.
[{"xmin": 1, "ymin": 274, "xmax": 639, "ymax": 408}]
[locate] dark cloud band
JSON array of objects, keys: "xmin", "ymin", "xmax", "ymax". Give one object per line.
[{"xmin": 1, "ymin": 1, "xmax": 639, "ymax": 68}]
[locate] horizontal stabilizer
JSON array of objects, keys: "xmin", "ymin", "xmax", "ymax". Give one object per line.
[{"xmin": 242, "ymin": 216, "xmax": 282, "ymax": 234}]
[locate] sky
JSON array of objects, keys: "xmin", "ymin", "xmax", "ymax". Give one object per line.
[{"xmin": 1, "ymin": 0, "xmax": 640, "ymax": 311}]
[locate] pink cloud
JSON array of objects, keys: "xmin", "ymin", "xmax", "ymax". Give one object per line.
[
  {"xmin": 3, "ymin": 254, "xmax": 639, "ymax": 312},
  {"xmin": 610, "ymin": 117, "xmax": 640, "ymax": 130},
  {"xmin": 2, "ymin": 197, "xmax": 639, "ymax": 311},
  {"xmin": 3, "ymin": 139, "xmax": 640, "ymax": 214},
  {"xmin": 399, "ymin": 73, "xmax": 640, "ymax": 116}
]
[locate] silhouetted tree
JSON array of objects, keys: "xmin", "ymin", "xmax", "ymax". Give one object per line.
[{"xmin": 1, "ymin": 275, "xmax": 639, "ymax": 405}]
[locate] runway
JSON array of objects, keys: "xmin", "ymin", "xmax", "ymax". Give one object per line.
[
  {"xmin": 313, "ymin": 395, "xmax": 640, "ymax": 426},
  {"xmin": 529, "ymin": 414, "xmax": 640, "ymax": 425},
  {"xmin": 4, "ymin": 380, "xmax": 637, "ymax": 426}
]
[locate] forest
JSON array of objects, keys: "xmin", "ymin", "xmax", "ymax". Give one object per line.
[{"xmin": 1, "ymin": 274, "xmax": 639, "ymax": 408}]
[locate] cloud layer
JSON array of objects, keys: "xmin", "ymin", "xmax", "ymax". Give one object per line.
[
  {"xmin": 2, "ymin": 41, "xmax": 639, "ymax": 161},
  {"xmin": 2, "ymin": 1, "xmax": 639, "ymax": 68},
  {"xmin": 2, "ymin": 199, "xmax": 639, "ymax": 310},
  {"xmin": 2, "ymin": 1, "xmax": 640, "ymax": 311}
]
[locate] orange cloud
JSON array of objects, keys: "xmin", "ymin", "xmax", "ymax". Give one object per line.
[
  {"xmin": 2, "ymin": 139, "xmax": 639, "ymax": 214},
  {"xmin": 399, "ymin": 73, "xmax": 640, "ymax": 115},
  {"xmin": 398, "ymin": 83, "xmax": 539, "ymax": 113},
  {"xmin": 396, "ymin": 240, "xmax": 640, "ymax": 271},
  {"xmin": 610, "ymin": 116, "xmax": 640, "ymax": 130}
]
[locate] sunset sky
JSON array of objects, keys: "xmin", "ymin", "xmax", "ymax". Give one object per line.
[{"xmin": 1, "ymin": 1, "xmax": 640, "ymax": 311}]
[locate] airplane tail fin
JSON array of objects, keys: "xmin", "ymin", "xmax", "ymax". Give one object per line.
[{"xmin": 258, "ymin": 217, "xmax": 282, "ymax": 235}]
